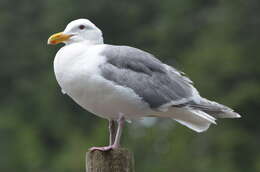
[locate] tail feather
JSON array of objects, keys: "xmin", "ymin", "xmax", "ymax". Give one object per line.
[
  {"xmin": 150, "ymin": 98, "xmax": 241, "ymax": 133},
  {"xmin": 172, "ymin": 109, "xmax": 216, "ymax": 132},
  {"xmin": 153, "ymin": 107, "xmax": 217, "ymax": 132},
  {"xmin": 190, "ymin": 98, "xmax": 241, "ymax": 118}
]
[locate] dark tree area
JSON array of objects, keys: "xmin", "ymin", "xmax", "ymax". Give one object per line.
[{"xmin": 0, "ymin": 0, "xmax": 259, "ymax": 171}]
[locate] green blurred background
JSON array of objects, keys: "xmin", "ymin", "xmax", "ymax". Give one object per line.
[{"xmin": 1, "ymin": 0, "xmax": 259, "ymax": 171}]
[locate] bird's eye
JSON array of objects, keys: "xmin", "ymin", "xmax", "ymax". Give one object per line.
[{"xmin": 79, "ymin": 25, "xmax": 85, "ymax": 30}]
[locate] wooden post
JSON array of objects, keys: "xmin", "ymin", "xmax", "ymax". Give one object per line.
[{"xmin": 86, "ymin": 148, "xmax": 135, "ymax": 172}]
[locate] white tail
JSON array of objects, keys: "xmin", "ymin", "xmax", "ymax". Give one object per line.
[
  {"xmin": 151, "ymin": 107, "xmax": 217, "ymax": 132},
  {"xmin": 172, "ymin": 109, "xmax": 216, "ymax": 132}
]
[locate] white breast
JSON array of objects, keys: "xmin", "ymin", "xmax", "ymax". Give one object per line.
[{"xmin": 53, "ymin": 44, "xmax": 151, "ymax": 120}]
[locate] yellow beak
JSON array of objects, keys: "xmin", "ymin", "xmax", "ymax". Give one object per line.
[{"xmin": 47, "ymin": 32, "xmax": 72, "ymax": 45}]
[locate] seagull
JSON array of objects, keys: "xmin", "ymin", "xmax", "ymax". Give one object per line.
[{"xmin": 48, "ymin": 19, "xmax": 241, "ymax": 151}]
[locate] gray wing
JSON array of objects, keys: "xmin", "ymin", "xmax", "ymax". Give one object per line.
[{"xmin": 100, "ymin": 45, "xmax": 195, "ymax": 109}]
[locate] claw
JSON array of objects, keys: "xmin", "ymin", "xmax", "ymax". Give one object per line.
[{"xmin": 89, "ymin": 145, "xmax": 118, "ymax": 152}]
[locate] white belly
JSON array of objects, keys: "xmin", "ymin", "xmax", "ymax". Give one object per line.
[{"xmin": 54, "ymin": 44, "xmax": 151, "ymax": 120}]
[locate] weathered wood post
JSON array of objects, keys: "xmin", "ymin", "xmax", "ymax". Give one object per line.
[{"xmin": 86, "ymin": 148, "xmax": 135, "ymax": 172}]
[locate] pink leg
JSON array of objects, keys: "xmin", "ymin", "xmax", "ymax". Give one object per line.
[
  {"xmin": 89, "ymin": 145, "xmax": 117, "ymax": 151},
  {"xmin": 89, "ymin": 116, "xmax": 125, "ymax": 152},
  {"xmin": 109, "ymin": 120, "xmax": 117, "ymax": 145}
]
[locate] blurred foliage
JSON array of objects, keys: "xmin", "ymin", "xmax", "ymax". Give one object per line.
[{"xmin": 0, "ymin": 0, "xmax": 259, "ymax": 171}]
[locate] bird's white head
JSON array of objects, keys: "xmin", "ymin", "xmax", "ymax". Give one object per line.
[{"xmin": 48, "ymin": 19, "xmax": 103, "ymax": 45}]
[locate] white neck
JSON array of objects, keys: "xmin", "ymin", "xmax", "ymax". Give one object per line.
[{"xmin": 65, "ymin": 37, "xmax": 104, "ymax": 46}]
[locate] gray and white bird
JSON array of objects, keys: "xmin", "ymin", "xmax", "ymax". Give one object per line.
[{"xmin": 48, "ymin": 19, "xmax": 241, "ymax": 151}]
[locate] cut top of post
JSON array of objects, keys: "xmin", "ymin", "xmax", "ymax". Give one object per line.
[{"xmin": 86, "ymin": 148, "xmax": 135, "ymax": 172}]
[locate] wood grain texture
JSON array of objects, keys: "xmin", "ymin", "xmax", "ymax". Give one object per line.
[{"xmin": 86, "ymin": 148, "xmax": 134, "ymax": 172}]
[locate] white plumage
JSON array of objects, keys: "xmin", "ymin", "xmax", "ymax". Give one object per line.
[
  {"xmin": 54, "ymin": 43, "xmax": 151, "ymax": 119},
  {"xmin": 48, "ymin": 19, "xmax": 241, "ymax": 150}
]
